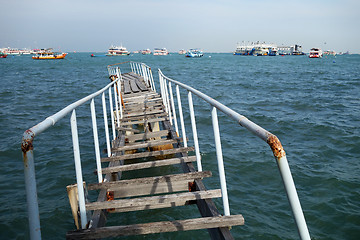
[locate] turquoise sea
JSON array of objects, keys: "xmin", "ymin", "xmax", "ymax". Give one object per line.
[{"xmin": 0, "ymin": 53, "xmax": 359, "ymax": 239}]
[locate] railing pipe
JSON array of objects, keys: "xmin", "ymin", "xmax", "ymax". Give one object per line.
[
  {"xmin": 188, "ymin": 91, "xmax": 202, "ymax": 171},
  {"xmin": 211, "ymin": 107, "xmax": 230, "ymax": 216},
  {"xmin": 108, "ymin": 88, "xmax": 116, "ymax": 140},
  {"xmin": 149, "ymin": 67, "xmax": 155, "ymax": 91},
  {"xmin": 113, "ymin": 83, "xmax": 120, "ymax": 128},
  {"xmin": 70, "ymin": 110, "xmax": 87, "ymax": 229},
  {"xmin": 169, "ymin": 82, "xmax": 179, "ymax": 135},
  {"xmin": 176, "ymin": 85, "xmax": 187, "ymax": 147},
  {"xmin": 102, "ymin": 92, "xmax": 111, "ymax": 157},
  {"xmin": 167, "ymin": 82, "xmax": 174, "ymax": 126},
  {"xmin": 90, "ymin": 99, "xmax": 103, "ymax": 183}
]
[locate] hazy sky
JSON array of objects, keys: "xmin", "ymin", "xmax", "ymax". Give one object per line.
[{"xmin": 1, "ymin": 0, "xmax": 359, "ymax": 53}]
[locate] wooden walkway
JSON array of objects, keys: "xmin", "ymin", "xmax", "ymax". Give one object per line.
[{"xmin": 66, "ymin": 72, "xmax": 244, "ymax": 239}]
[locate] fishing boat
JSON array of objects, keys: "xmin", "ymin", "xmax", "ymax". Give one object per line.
[
  {"xmin": 309, "ymin": 48, "xmax": 323, "ymax": 58},
  {"xmin": 32, "ymin": 49, "xmax": 67, "ymax": 60},
  {"xmin": 153, "ymin": 48, "xmax": 169, "ymax": 55},
  {"xmin": 0, "ymin": 52, "xmax": 7, "ymax": 58},
  {"xmin": 107, "ymin": 45, "xmax": 130, "ymax": 56},
  {"xmin": 185, "ymin": 49, "xmax": 203, "ymax": 58}
]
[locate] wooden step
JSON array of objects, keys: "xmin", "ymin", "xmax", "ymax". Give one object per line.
[
  {"xmin": 111, "ymin": 138, "xmax": 179, "ymax": 152},
  {"xmin": 123, "ymin": 129, "xmax": 170, "ymax": 142},
  {"xmin": 122, "ymin": 108, "xmax": 164, "ymax": 118},
  {"xmin": 88, "ymin": 171, "xmax": 212, "ymax": 191},
  {"xmin": 85, "ymin": 189, "xmax": 221, "ymax": 212},
  {"xmin": 101, "ymin": 146, "xmax": 194, "ymax": 162},
  {"xmin": 120, "ymin": 117, "xmax": 168, "ymax": 126},
  {"xmin": 66, "ymin": 215, "xmax": 244, "ymax": 239},
  {"xmin": 101, "ymin": 156, "xmax": 197, "ymax": 174}
]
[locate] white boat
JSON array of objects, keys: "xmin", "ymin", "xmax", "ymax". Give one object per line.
[
  {"xmin": 185, "ymin": 49, "xmax": 203, "ymax": 58},
  {"xmin": 141, "ymin": 49, "xmax": 151, "ymax": 55},
  {"xmin": 309, "ymin": 48, "xmax": 322, "ymax": 58},
  {"xmin": 253, "ymin": 46, "xmax": 269, "ymax": 56},
  {"xmin": 153, "ymin": 48, "xmax": 169, "ymax": 55},
  {"xmin": 178, "ymin": 49, "xmax": 186, "ymax": 55},
  {"xmin": 107, "ymin": 45, "xmax": 130, "ymax": 56}
]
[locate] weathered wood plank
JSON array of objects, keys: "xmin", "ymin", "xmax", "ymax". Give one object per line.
[
  {"xmin": 123, "ymin": 79, "xmax": 131, "ymax": 94},
  {"xmin": 120, "ymin": 112, "xmax": 169, "ymax": 121},
  {"xmin": 101, "ymin": 156, "xmax": 197, "ymax": 173},
  {"xmin": 120, "ymin": 117, "xmax": 168, "ymax": 126},
  {"xmin": 124, "ymin": 129, "xmax": 169, "ymax": 142},
  {"xmin": 111, "ymin": 138, "xmax": 178, "ymax": 152},
  {"xmin": 129, "ymin": 79, "xmax": 140, "ymax": 93},
  {"xmin": 135, "ymin": 78, "xmax": 148, "ymax": 91},
  {"xmin": 116, "ymin": 127, "xmax": 140, "ymax": 133},
  {"xmin": 88, "ymin": 171, "xmax": 212, "ymax": 190},
  {"xmin": 66, "ymin": 215, "xmax": 244, "ymax": 239},
  {"xmin": 101, "ymin": 146, "xmax": 194, "ymax": 162},
  {"xmin": 85, "ymin": 189, "xmax": 222, "ymax": 211},
  {"xmin": 122, "ymin": 108, "xmax": 164, "ymax": 118}
]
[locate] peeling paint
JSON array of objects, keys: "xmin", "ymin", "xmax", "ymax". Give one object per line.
[{"xmin": 21, "ymin": 129, "xmax": 35, "ymax": 153}]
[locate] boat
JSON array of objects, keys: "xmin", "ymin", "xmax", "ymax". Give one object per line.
[
  {"xmin": 32, "ymin": 49, "xmax": 67, "ymax": 60},
  {"xmin": 323, "ymin": 50, "xmax": 336, "ymax": 56},
  {"xmin": 178, "ymin": 49, "xmax": 186, "ymax": 55},
  {"xmin": 253, "ymin": 46, "xmax": 269, "ymax": 56},
  {"xmin": 0, "ymin": 52, "xmax": 7, "ymax": 58},
  {"xmin": 185, "ymin": 49, "xmax": 203, "ymax": 58},
  {"xmin": 153, "ymin": 48, "xmax": 169, "ymax": 55},
  {"xmin": 268, "ymin": 47, "xmax": 278, "ymax": 56},
  {"xmin": 107, "ymin": 45, "xmax": 130, "ymax": 56},
  {"xmin": 309, "ymin": 48, "xmax": 322, "ymax": 58},
  {"xmin": 233, "ymin": 43, "xmax": 253, "ymax": 55},
  {"xmin": 141, "ymin": 49, "xmax": 151, "ymax": 55}
]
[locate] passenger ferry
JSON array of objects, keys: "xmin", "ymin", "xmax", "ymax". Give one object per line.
[
  {"xmin": 107, "ymin": 45, "xmax": 130, "ymax": 56},
  {"xmin": 153, "ymin": 48, "xmax": 169, "ymax": 55},
  {"xmin": 309, "ymin": 48, "xmax": 323, "ymax": 58},
  {"xmin": 185, "ymin": 49, "xmax": 203, "ymax": 57},
  {"xmin": 141, "ymin": 49, "xmax": 151, "ymax": 55},
  {"xmin": 32, "ymin": 49, "xmax": 67, "ymax": 60}
]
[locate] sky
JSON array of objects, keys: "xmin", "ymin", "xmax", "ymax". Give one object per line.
[{"xmin": 1, "ymin": 0, "xmax": 359, "ymax": 53}]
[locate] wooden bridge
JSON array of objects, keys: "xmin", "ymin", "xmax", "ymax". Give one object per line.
[
  {"xmin": 22, "ymin": 61, "xmax": 310, "ymax": 240},
  {"xmin": 66, "ymin": 67, "xmax": 244, "ymax": 239}
]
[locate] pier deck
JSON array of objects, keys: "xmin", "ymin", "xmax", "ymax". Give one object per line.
[{"xmin": 66, "ymin": 72, "xmax": 244, "ymax": 239}]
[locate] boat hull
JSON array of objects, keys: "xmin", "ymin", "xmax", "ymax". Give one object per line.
[{"xmin": 32, "ymin": 53, "xmax": 67, "ymax": 60}]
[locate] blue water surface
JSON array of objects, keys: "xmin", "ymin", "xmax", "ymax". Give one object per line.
[{"xmin": 0, "ymin": 53, "xmax": 359, "ymax": 239}]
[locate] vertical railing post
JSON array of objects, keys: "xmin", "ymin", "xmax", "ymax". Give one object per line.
[
  {"xmin": 70, "ymin": 109, "xmax": 88, "ymax": 229},
  {"xmin": 169, "ymin": 81, "xmax": 179, "ymax": 135},
  {"xmin": 22, "ymin": 132, "xmax": 42, "ymax": 240},
  {"xmin": 108, "ymin": 88, "xmax": 116, "ymax": 140},
  {"xmin": 90, "ymin": 99, "xmax": 103, "ymax": 183},
  {"xmin": 102, "ymin": 92, "xmax": 111, "ymax": 157},
  {"xmin": 166, "ymin": 81, "xmax": 173, "ymax": 126},
  {"xmin": 211, "ymin": 106, "xmax": 230, "ymax": 216},
  {"xmin": 188, "ymin": 91, "xmax": 202, "ymax": 171},
  {"xmin": 116, "ymin": 67, "xmax": 123, "ymax": 120},
  {"xmin": 176, "ymin": 85, "xmax": 187, "ymax": 147},
  {"xmin": 277, "ymin": 155, "xmax": 311, "ymax": 240},
  {"xmin": 130, "ymin": 62, "xmax": 134, "ymax": 73},
  {"xmin": 149, "ymin": 67, "xmax": 155, "ymax": 91},
  {"xmin": 113, "ymin": 82, "xmax": 120, "ymax": 128}
]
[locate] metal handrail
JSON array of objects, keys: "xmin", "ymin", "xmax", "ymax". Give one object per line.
[
  {"xmin": 158, "ymin": 69, "xmax": 311, "ymax": 240},
  {"xmin": 22, "ymin": 75, "xmax": 122, "ymax": 240}
]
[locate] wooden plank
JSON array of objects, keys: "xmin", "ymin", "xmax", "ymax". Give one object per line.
[
  {"xmin": 121, "ymin": 112, "xmax": 168, "ymax": 121},
  {"xmin": 101, "ymin": 156, "xmax": 197, "ymax": 173},
  {"xmin": 120, "ymin": 117, "xmax": 168, "ymax": 126},
  {"xmin": 112, "ymin": 179, "xmax": 190, "ymax": 198},
  {"xmin": 116, "ymin": 127, "xmax": 140, "ymax": 133},
  {"xmin": 88, "ymin": 171, "xmax": 212, "ymax": 190},
  {"xmin": 124, "ymin": 129, "xmax": 169, "ymax": 142},
  {"xmin": 111, "ymin": 138, "xmax": 178, "ymax": 152},
  {"xmin": 135, "ymin": 78, "xmax": 148, "ymax": 91},
  {"xmin": 122, "ymin": 108, "xmax": 164, "ymax": 118},
  {"xmin": 129, "ymin": 79, "xmax": 140, "ymax": 93},
  {"xmin": 66, "ymin": 215, "xmax": 244, "ymax": 239},
  {"xmin": 123, "ymin": 79, "xmax": 131, "ymax": 94},
  {"xmin": 101, "ymin": 147, "xmax": 194, "ymax": 162},
  {"xmin": 85, "ymin": 189, "xmax": 222, "ymax": 211}
]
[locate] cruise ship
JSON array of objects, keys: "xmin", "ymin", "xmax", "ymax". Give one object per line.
[{"xmin": 107, "ymin": 45, "xmax": 130, "ymax": 56}]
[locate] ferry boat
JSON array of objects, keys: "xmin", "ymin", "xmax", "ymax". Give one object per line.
[
  {"xmin": 153, "ymin": 48, "xmax": 169, "ymax": 55},
  {"xmin": 0, "ymin": 52, "xmax": 7, "ymax": 58},
  {"xmin": 253, "ymin": 46, "xmax": 269, "ymax": 56},
  {"xmin": 178, "ymin": 49, "xmax": 186, "ymax": 55},
  {"xmin": 141, "ymin": 49, "xmax": 151, "ymax": 55},
  {"xmin": 32, "ymin": 49, "xmax": 67, "ymax": 60},
  {"xmin": 233, "ymin": 43, "xmax": 253, "ymax": 55},
  {"xmin": 107, "ymin": 45, "xmax": 130, "ymax": 56},
  {"xmin": 185, "ymin": 49, "xmax": 203, "ymax": 58},
  {"xmin": 309, "ymin": 48, "xmax": 323, "ymax": 58}
]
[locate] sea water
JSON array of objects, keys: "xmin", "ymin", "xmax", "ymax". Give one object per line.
[{"xmin": 0, "ymin": 53, "xmax": 359, "ymax": 239}]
